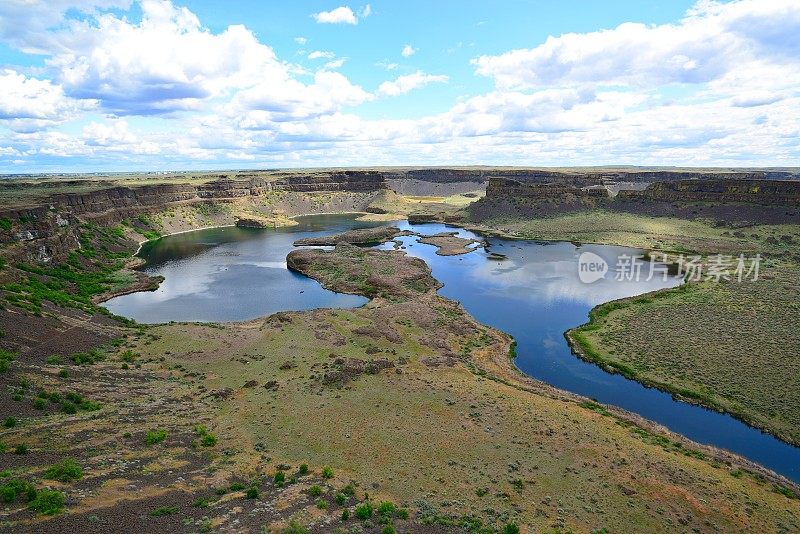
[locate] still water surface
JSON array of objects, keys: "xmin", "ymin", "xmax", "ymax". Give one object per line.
[{"xmin": 103, "ymin": 215, "xmax": 800, "ymax": 483}]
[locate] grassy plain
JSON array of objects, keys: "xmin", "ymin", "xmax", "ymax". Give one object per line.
[{"xmin": 135, "ymin": 257, "xmax": 800, "ymax": 533}]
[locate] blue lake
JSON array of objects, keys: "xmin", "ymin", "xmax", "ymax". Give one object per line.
[{"xmin": 103, "ymin": 214, "xmax": 800, "ymax": 483}]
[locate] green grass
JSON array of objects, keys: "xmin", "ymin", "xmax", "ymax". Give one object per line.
[{"xmin": 569, "ymin": 265, "xmax": 800, "ymax": 445}]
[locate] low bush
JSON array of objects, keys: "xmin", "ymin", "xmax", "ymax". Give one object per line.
[
  {"xmin": 145, "ymin": 429, "xmax": 168, "ymax": 445},
  {"xmin": 29, "ymin": 489, "xmax": 65, "ymax": 516},
  {"xmin": 149, "ymin": 506, "xmax": 178, "ymax": 516},
  {"xmin": 245, "ymin": 487, "xmax": 259, "ymax": 499},
  {"xmin": 43, "ymin": 459, "xmax": 83, "ymax": 482},
  {"xmin": 321, "ymin": 466, "xmax": 334, "ymax": 479},
  {"xmin": 273, "ymin": 471, "xmax": 286, "ymax": 487},
  {"xmin": 1, "ymin": 478, "xmax": 37, "ymax": 504},
  {"xmin": 3, "ymin": 417, "xmax": 16, "ymax": 428},
  {"xmin": 283, "ymin": 519, "xmax": 309, "ymax": 534},
  {"xmin": 355, "ymin": 502, "xmax": 373, "ymax": 520},
  {"xmin": 308, "ymin": 485, "xmax": 323, "ymax": 497}
]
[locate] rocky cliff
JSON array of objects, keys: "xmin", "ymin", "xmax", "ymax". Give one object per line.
[
  {"xmin": 470, "ymin": 177, "xmax": 800, "ymax": 224},
  {"xmin": 0, "ymin": 173, "xmax": 387, "ymax": 264}
]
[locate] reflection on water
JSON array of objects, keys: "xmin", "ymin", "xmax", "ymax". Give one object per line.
[
  {"xmin": 103, "ymin": 215, "xmax": 381, "ymax": 323},
  {"xmin": 103, "ymin": 215, "xmax": 800, "ymax": 483},
  {"xmin": 393, "ymin": 220, "xmax": 800, "ymax": 484}
]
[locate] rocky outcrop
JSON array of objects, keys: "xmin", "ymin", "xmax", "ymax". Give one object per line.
[
  {"xmin": 293, "ymin": 226, "xmax": 409, "ymax": 246},
  {"xmin": 470, "ymin": 177, "xmax": 800, "ymax": 224},
  {"xmin": 620, "ymin": 179, "xmax": 800, "ymax": 205}
]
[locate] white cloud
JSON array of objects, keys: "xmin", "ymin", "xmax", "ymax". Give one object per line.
[
  {"xmin": 234, "ymin": 70, "xmax": 372, "ymax": 125},
  {"xmin": 324, "ymin": 58, "xmax": 347, "ymax": 70},
  {"xmin": 360, "ymin": 4, "xmax": 372, "ymax": 18},
  {"xmin": 401, "ymin": 44, "xmax": 416, "ymax": 57},
  {"xmin": 378, "ymin": 72, "xmax": 448, "ymax": 97},
  {"xmin": 312, "ymin": 6, "xmax": 358, "ymax": 25},
  {"xmin": 0, "ymin": 69, "xmax": 85, "ymax": 132},
  {"xmin": 1, "ymin": 0, "xmax": 799, "ymax": 170},
  {"xmin": 82, "ymin": 119, "xmax": 136, "ymax": 146},
  {"xmin": 472, "ymin": 0, "xmax": 800, "ymax": 90},
  {"xmin": 0, "ymin": 0, "xmax": 132, "ymax": 53},
  {"xmin": 46, "ymin": 0, "xmax": 286, "ymax": 115},
  {"xmin": 294, "ymin": 36, "xmax": 308, "ymax": 45},
  {"xmin": 308, "ymin": 50, "xmax": 336, "ymax": 60}
]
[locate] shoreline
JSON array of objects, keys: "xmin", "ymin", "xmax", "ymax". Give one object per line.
[
  {"xmin": 105, "ymin": 212, "xmax": 799, "ymax": 492},
  {"xmin": 565, "ymin": 290, "xmax": 800, "ymax": 449}
]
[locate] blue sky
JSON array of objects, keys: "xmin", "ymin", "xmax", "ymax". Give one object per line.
[{"xmin": 0, "ymin": 0, "xmax": 798, "ymax": 172}]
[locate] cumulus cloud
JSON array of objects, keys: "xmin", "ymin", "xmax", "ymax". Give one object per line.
[
  {"xmin": 401, "ymin": 44, "xmax": 416, "ymax": 57},
  {"xmin": 0, "ymin": 69, "xmax": 85, "ymax": 132},
  {"xmin": 1, "ymin": 0, "xmax": 799, "ymax": 170},
  {"xmin": 378, "ymin": 72, "xmax": 448, "ymax": 97},
  {"xmin": 472, "ymin": 0, "xmax": 800, "ymax": 90},
  {"xmin": 308, "ymin": 50, "xmax": 336, "ymax": 60},
  {"xmin": 0, "ymin": 0, "xmax": 132, "ymax": 53},
  {"xmin": 294, "ymin": 36, "xmax": 308, "ymax": 45},
  {"xmin": 312, "ymin": 6, "xmax": 358, "ymax": 25}
]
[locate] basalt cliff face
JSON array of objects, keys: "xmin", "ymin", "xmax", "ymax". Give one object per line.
[
  {"xmin": 0, "ymin": 173, "xmax": 387, "ymax": 264},
  {"xmin": 470, "ymin": 177, "xmax": 800, "ymax": 224}
]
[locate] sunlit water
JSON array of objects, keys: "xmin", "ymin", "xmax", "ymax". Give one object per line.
[{"xmin": 103, "ymin": 215, "xmax": 800, "ymax": 483}]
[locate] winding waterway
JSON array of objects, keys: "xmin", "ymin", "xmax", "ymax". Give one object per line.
[{"xmin": 103, "ymin": 214, "xmax": 800, "ymax": 483}]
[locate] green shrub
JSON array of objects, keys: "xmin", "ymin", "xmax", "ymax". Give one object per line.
[
  {"xmin": 61, "ymin": 401, "xmax": 77, "ymax": 414},
  {"xmin": 245, "ymin": 487, "xmax": 259, "ymax": 499},
  {"xmin": 273, "ymin": 471, "xmax": 286, "ymax": 487},
  {"xmin": 382, "ymin": 526, "xmax": 396, "ymax": 534},
  {"xmin": 308, "ymin": 485, "xmax": 323, "ymax": 497},
  {"xmin": 0, "ymin": 218, "xmax": 11, "ymax": 231},
  {"xmin": 200, "ymin": 433, "xmax": 217, "ymax": 447},
  {"xmin": 341, "ymin": 484, "xmax": 356, "ymax": 496},
  {"xmin": 192, "ymin": 497, "xmax": 210, "ymax": 508},
  {"xmin": 503, "ymin": 523, "xmax": 520, "ymax": 534},
  {"xmin": 341, "ymin": 509, "xmax": 350, "ymax": 521},
  {"xmin": 283, "ymin": 519, "xmax": 309, "ymax": 534},
  {"xmin": 43, "ymin": 459, "xmax": 83, "ymax": 482},
  {"xmin": 377, "ymin": 501, "xmax": 396, "ymax": 517},
  {"xmin": 3, "ymin": 417, "xmax": 16, "ymax": 428},
  {"xmin": 335, "ymin": 492, "xmax": 347, "ymax": 505},
  {"xmin": 1, "ymin": 478, "xmax": 37, "ymax": 503},
  {"xmin": 33, "ymin": 398, "xmax": 46, "ymax": 409},
  {"xmin": 47, "ymin": 355, "xmax": 63, "ymax": 365},
  {"xmin": 29, "ymin": 489, "xmax": 65, "ymax": 515},
  {"xmin": 229, "ymin": 482, "xmax": 246, "ymax": 491},
  {"xmin": 321, "ymin": 466, "xmax": 334, "ymax": 479},
  {"xmin": 355, "ymin": 502, "xmax": 373, "ymax": 520},
  {"xmin": 49, "ymin": 392, "xmax": 61, "ymax": 403},
  {"xmin": 145, "ymin": 429, "xmax": 167, "ymax": 445},
  {"xmin": 14, "ymin": 444, "xmax": 28, "ymax": 455},
  {"xmin": 149, "ymin": 506, "xmax": 178, "ymax": 516},
  {"xmin": 316, "ymin": 498, "xmax": 327, "ymax": 509},
  {"xmin": 58, "ymin": 368, "xmax": 69, "ymax": 378},
  {"xmin": 298, "ymin": 463, "xmax": 309, "ymax": 475}
]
